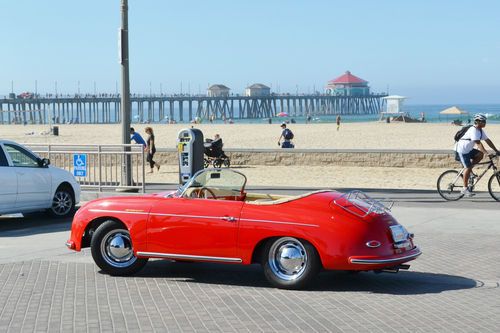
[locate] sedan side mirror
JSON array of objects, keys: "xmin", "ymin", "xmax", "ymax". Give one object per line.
[{"xmin": 38, "ymin": 158, "xmax": 50, "ymax": 167}]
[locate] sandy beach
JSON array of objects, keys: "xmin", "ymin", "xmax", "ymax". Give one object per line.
[
  {"xmin": 1, "ymin": 122, "xmax": 499, "ymax": 190},
  {"xmin": 2, "ymin": 122, "xmax": 500, "ymax": 150}
]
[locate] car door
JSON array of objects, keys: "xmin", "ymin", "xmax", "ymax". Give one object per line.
[
  {"xmin": 3, "ymin": 143, "xmax": 52, "ymax": 210},
  {"xmin": 147, "ymin": 197, "xmax": 244, "ymax": 261},
  {"xmin": 0, "ymin": 145, "xmax": 17, "ymax": 212}
]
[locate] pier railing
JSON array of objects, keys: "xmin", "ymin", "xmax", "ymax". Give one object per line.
[
  {"xmin": 0, "ymin": 93, "xmax": 387, "ymax": 124},
  {"xmin": 26, "ymin": 143, "xmax": 146, "ymax": 193}
]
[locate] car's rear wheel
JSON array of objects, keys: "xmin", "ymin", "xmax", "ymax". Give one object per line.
[
  {"xmin": 48, "ymin": 185, "xmax": 75, "ymax": 218},
  {"xmin": 91, "ymin": 220, "xmax": 148, "ymax": 276},
  {"xmin": 262, "ymin": 237, "xmax": 320, "ymax": 289}
]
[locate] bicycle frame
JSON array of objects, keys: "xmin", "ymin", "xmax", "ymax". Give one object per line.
[{"xmin": 453, "ymin": 155, "xmax": 498, "ymax": 189}]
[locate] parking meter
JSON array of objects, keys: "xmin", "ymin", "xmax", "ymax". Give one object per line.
[{"xmin": 177, "ymin": 128, "xmax": 204, "ymax": 184}]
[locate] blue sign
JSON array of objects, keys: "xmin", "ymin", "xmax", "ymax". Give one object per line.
[{"xmin": 73, "ymin": 154, "xmax": 87, "ymax": 177}]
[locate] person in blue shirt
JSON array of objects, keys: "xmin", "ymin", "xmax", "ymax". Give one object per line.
[{"xmin": 130, "ymin": 127, "xmax": 146, "ymax": 147}]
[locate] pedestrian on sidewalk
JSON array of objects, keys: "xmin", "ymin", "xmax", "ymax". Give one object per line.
[
  {"xmin": 130, "ymin": 127, "xmax": 146, "ymax": 147},
  {"xmin": 145, "ymin": 127, "xmax": 160, "ymax": 173}
]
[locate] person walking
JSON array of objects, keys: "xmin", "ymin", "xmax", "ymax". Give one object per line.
[
  {"xmin": 455, "ymin": 113, "xmax": 500, "ymax": 197},
  {"xmin": 144, "ymin": 127, "xmax": 160, "ymax": 173},
  {"xmin": 336, "ymin": 115, "xmax": 341, "ymax": 131},
  {"xmin": 278, "ymin": 123, "xmax": 295, "ymax": 148},
  {"xmin": 130, "ymin": 127, "xmax": 146, "ymax": 147}
]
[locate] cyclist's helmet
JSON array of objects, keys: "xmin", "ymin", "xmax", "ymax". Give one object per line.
[{"xmin": 473, "ymin": 113, "xmax": 487, "ymax": 123}]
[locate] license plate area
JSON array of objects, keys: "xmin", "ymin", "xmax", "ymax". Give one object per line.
[{"xmin": 390, "ymin": 225, "xmax": 407, "ymax": 244}]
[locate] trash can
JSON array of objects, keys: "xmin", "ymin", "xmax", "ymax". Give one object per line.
[{"xmin": 52, "ymin": 126, "xmax": 59, "ymax": 136}]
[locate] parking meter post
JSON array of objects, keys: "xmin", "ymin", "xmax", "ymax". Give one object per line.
[{"xmin": 177, "ymin": 128, "xmax": 204, "ymax": 185}]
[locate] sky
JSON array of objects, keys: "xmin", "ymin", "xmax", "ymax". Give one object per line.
[{"xmin": 0, "ymin": 0, "xmax": 499, "ymax": 104}]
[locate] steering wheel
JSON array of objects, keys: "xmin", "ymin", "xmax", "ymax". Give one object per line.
[
  {"xmin": 199, "ymin": 187, "xmax": 217, "ymax": 199},
  {"xmin": 192, "ymin": 187, "xmax": 217, "ymax": 199}
]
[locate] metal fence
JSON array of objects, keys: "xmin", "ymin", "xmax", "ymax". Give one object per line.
[{"xmin": 27, "ymin": 144, "xmax": 146, "ymax": 193}]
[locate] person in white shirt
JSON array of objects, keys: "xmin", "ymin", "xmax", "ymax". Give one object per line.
[{"xmin": 455, "ymin": 113, "xmax": 500, "ymax": 197}]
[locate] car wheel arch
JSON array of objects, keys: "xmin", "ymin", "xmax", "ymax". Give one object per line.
[
  {"xmin": 82, "ymin": 217, "xmax": 127, "ymax": 248},
  {"xmin": 251, "ymin": 236, "xmax": 324, "ymax": 269},
  {"xmin": 54, "ymin": 182, "xmax": 75, "ymax": 198}
]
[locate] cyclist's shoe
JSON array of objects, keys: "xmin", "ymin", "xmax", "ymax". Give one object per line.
[{"xmin": 461, "ymin": 188, "xmax": 476, "ymax": 197}]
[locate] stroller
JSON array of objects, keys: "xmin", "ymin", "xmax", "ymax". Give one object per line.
[{"xmin": 204, "ymin": 138, "xmax": 231, "ymax": 168}]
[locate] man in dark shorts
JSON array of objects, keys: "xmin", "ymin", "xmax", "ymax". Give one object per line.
[{"xmin": 454, "ymin": 113, "xmax": 499, "ymax": 197}]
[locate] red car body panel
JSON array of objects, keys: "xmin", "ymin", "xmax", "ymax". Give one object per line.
[{"xmin": 68, "ymin": 189, "xmax": 420, "ymax": 272}]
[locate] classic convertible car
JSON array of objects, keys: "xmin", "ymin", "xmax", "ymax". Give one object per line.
[{"xmin": 67, "ymin": 168, "xmax": 421, "ymax": 289}]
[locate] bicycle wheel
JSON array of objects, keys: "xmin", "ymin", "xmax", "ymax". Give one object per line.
[
  {"xmin": 437, "ymin": 170, "xmax": 465, "ymax": 201},
  {"xmin": 487, "ymin": 172, "xmax": 500, "ymax": 201}
]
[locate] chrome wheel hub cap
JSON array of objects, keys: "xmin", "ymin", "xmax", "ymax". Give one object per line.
[
  {"xmin": 52, "ymin": 191, "xmax": 72, "ymax": 215},
  {"xmin": 101, "ymin": 230, "xmax": 136, "ymax": 268},
  {"xmin": 268, "ymin": 237, "xmax": 307, "ymax": 281}
]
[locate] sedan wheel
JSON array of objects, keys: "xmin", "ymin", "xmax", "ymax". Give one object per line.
[
  {"xmin": 49, "ymin": 187, "xmax": 75, "ymax": 217},
  {"xmin": 262, "ymin": 237, "xmax": 320, "ymax": 289},
  {"xmin": 91, "ymin": 220, "xmax": 148, "ymax": 276}
]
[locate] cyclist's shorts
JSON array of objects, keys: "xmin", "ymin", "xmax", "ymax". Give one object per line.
[{"xmin": 455, "ymin": 148, "xmax": 480, "ymax": 168}]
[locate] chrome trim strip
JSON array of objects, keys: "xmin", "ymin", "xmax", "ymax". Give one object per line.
[
  {"xmin": 240, "ymin": 218, "xmax": 319, "ymax": 228},
  {"xmin": 87, "ymin": 209, "xmax": 318, "ymax": 228},
  {"xmin": 350, "ymin": 248, "xmax": 422, "ymax": 264},
  {"xmin": 89, "ymin": 209, "xmax": 149, "ymax": 215},
  {"xmin": 150, "ymin": 212, "xmax": 224, "ymax": 220},
  {"xmin": 136, "ymin": 252, "xmax": 242, "ymax": 263}
]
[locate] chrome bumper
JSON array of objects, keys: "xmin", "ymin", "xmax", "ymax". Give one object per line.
[{"xmin": 349, "ymin": 247, "xmax": 422, "ymax": 264}]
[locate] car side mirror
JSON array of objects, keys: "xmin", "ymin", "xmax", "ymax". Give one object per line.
[{"xmin": 38, "ymin": 158, "xmax": 50, "ymax": 167}]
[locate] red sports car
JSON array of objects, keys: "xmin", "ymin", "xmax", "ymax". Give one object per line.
[{"xmin": 67, "ymin": 168, "xmax": 421, "ymax": 289}]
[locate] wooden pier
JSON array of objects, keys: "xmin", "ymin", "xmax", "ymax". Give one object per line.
[{"xmin": 0, "ymin": 94, "xmax": 387, "ymax": 124}]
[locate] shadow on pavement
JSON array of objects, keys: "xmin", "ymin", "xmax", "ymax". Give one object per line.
[
  {"xmin": 128, "ymin": 260, "xmax": 477, "ymax": 294},
  {"xmin": 0, "ymin": 213, "xmax": 74, "ymax": 237}
]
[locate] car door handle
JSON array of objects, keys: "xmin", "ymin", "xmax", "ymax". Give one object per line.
[{"xmin": 221, "ymin": 216, "xmax": 237, "ymax": 222}]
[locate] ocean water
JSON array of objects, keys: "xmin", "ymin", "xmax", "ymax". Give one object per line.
[{"xmin": 142, "ymin": 104, "xmax": 500, "ymax": 124}]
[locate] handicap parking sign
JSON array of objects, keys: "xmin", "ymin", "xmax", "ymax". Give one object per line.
[{"xmin": 73, "ymin": 154, "xmax": 87, "ymax": 177}]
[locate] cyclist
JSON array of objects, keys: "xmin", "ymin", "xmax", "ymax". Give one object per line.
[{"xmin": 455, "ymin": 113, "xmax": 500, "ymax": 197}]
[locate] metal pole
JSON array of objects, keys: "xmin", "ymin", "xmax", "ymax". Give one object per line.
[{"xmin": 119, "ymin": 0, "xmax": 133, "ymax": 189}]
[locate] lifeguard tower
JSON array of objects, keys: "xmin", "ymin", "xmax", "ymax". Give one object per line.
[{"xmin": 379, "ymin": 95, "xmax": 407, "ymax": 122}]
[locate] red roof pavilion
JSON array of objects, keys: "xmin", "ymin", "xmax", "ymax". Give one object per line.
[{"xmin": 328, "ymin": 71, "xmax": 367, "ymax": 85}]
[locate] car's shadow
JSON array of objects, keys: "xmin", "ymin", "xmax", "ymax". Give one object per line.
[
  {"xmin": 130, "ymin": 260, "xmax": 477, "ymax": 295},
  {"xmin": 0, "ymin": 212, "xmax": 74, "ymax": 237}
]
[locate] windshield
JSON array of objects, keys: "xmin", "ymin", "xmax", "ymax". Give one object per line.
[{"xmin": 176, "ymin": 168, "xmax": 247, "ymax": 197}]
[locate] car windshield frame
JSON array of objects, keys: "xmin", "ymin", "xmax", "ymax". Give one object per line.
[{"xmin": 174, "ymin": 168, "xmax": 247, "ymax": 198}]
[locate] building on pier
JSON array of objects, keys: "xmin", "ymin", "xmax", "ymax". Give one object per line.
[
  {"xmin": 325, "ymin": 71, "xmax": 370, "ymax": 96},
  {"xmin": 245, "ymin": 83, "xmax": 271, "ymax": 97},
  {"xmin": 207, "ymin": 84, "xmax": 230, "ymax": 97}
]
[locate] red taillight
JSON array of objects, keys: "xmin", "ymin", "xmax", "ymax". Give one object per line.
[{"xmin": 65, "ymin": 240, "xmax": 75, "ymax": 250}]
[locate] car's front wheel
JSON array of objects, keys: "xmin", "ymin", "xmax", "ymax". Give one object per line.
[
  {"xmin": 48, "ymin": 185, "xmax": 75, "ymax": 218},
  {"xmin": 91, "ymin": 220, "xmax": 148, "ymax": 276},
  {"xmin": 262, "ymin": 237, "xmax": 320, "ymax": 289}
]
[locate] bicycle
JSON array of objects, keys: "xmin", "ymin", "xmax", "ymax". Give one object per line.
[{"xmin": 437, "ymin": 153, "xmax": 500, "ymax": 201}]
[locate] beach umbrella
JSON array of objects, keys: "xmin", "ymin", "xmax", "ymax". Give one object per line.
[
  {"xmin": 439, "ymin": 106, "xmax": 468, "ymax": 124},
  {"xmin": 439, "ymin": 106, "xmax": 468, "ymax": 115},
  {"xmin": 276, "ymin": 112, "xmax": 288, "ymax": 117}
]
